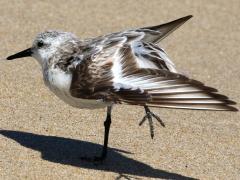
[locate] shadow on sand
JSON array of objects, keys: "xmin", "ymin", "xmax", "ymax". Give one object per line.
[{"xmin": 0, "ymin": 130, "xmax": 197, "ymax": 179}]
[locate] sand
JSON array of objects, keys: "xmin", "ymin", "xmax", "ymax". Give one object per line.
[{"xmin": 0, "ymin": 0, "xmax": 239, "ymax": 179}]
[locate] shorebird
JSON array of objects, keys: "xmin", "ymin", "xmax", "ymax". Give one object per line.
[{"xmin": 5, "ymin": 15, "xmax": 237, "ymax": 161}]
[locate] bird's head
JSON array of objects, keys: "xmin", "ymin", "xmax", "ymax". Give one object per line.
[{"xmin": 6, "ymin": 30, "xmax": 79, "ymax": 67}]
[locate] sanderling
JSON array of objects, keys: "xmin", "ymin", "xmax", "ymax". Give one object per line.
[{"xmin": 5, "ymin": 15, "xmax": 237, "ymax": 161}]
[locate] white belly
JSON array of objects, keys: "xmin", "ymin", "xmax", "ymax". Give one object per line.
[{"xmin": 44, "ymin": 67, "xmax": 109, "ymax": 109}]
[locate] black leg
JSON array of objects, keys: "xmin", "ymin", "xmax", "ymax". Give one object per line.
[
  {"xmin": 81, "ymin": 105, "xmax": 112, "ymax": 162},
  {"xmin": 139, "ymin": 106, "xmax": 165, "ymax": 139},
  {"xmin": 99, "ymin": 105, "xmax": 112, "ymax": 160}
]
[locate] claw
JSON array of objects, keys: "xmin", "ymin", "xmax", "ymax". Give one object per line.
[
  {"xmin": 151, "ymin": 113, "xmax": 165, "ymax": 127},
  {"xmin": 139, "ymin": 106, "xmax": 165, "ymax": 138},
  {"xmin": 139, "ymin": 114, "xmax": 147, "ymax": 126},
  {"xmin": 147, "ymin": 112, "xmax": 154, "ymax": 139}
]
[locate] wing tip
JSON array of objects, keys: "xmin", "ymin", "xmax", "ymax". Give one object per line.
[
  {"xmin": 149, "ymin": 15, "xmax": 194, "ymax": 31},
  {"xmin": 146, "ymin": 103, "xmax": 238, "ymax": 112},
  {"xmin": 162, "ymin": 14, "xmax": 193, "ymax": 27},
  {"xmin": 182, "ymin": 15, "xmax": 193, "ymax": 21},
  {"xmin": 140, "ymin": 15, "xmax": 194, "ymax": 43},
  {"xmin": 226, "ymin": 106, "xmax": 238, "ymax": 112}
]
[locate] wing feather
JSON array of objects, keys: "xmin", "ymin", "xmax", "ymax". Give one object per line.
[
  {"xmin": 110, "ymin": 45, "xmax": 237, "ymax": 111},
  {"xmin": 70, "ymin": 20, "xmax": 237, "ymax": 111},
  {"xmin": 139, "ymin": 15, "xmax": 193, "ymax": 43}
]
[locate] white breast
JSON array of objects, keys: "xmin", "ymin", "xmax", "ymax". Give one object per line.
[{"xmin": 44, "ymin": 67, "xmax": 108, "ymax": 109}]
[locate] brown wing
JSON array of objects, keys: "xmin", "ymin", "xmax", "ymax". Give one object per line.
[
  {"xmin": 70, "ymin": 53, "xmax": 113, "ymax": 100},
  {"xmin": 89, "ymin": 15, "xmax": 193, "ymax": 46},
  {"xmin": 70, "ymin": 36, "xmax": 156, "ymax": 103},
  {"xmin": 70, "ymin": 33, "xmax": 237, "ymax": 111},
  {"xmin": 139, "ymin": 15, "xmax": 193, "ymax": 43}
]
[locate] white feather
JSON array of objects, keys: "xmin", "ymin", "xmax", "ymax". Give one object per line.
[{"xmin": 45, "ymin": 67, "xmax": 109, "ymax": 109}]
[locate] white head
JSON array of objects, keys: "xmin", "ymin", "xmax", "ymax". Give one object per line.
[{"xmin": 6, "ymin": 30, "xmax": 79, "ymax": 67}]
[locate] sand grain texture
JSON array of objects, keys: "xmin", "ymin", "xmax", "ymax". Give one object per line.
[{"xmin": 0, "ymin": 0, "xmax": 239, "ymax": 179}]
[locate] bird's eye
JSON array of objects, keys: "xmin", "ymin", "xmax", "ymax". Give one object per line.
[{"xmin": 37, "ymin": 41, "xmax": 44, "ymax": 48}]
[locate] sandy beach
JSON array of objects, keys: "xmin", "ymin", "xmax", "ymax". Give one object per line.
[{"xmin": 0, "ymin": 0, "xmax": 239, "ymax": 179}]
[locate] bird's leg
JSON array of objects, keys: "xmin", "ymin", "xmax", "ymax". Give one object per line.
[
  {"xmin": 81, "ymin": 105, "xmax": 112, "ymax": 162},
  {"xmin": 97, "ymin": 105, "xmax": 112, "ymax": 160},
  {"xmin": 139, "ymin": 106, "xmax": 165, "ymax": 139}
]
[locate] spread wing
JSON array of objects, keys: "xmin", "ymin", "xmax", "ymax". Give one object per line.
[
  {"xmin": 139, "ymin": 15, "xmax": 193, "ymax": 43},
  {"xmin": 70, "ymin": 35, "xmax": 237, "ymax": 111},
  {"xmin": 82, "ymin": 15, "xmax": 193, "ymax": 74},
  {"xmin": 86, "ymin": 15, "xmax": 192, "ymax": 46}
]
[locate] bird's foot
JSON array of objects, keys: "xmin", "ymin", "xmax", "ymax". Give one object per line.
[{"xmin": 139, "ymin": 107, "xmax": 165, "ymax": 139}]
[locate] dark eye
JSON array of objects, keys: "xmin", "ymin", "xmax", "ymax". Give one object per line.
[{"xmin": 37, "ymin": 41, "xmax": 44, "ymax": 48}]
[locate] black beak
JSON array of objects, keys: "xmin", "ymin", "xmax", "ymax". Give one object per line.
[{"xmin": 6, "ymin": 48, "xmax": 32, "ymax": 60}]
